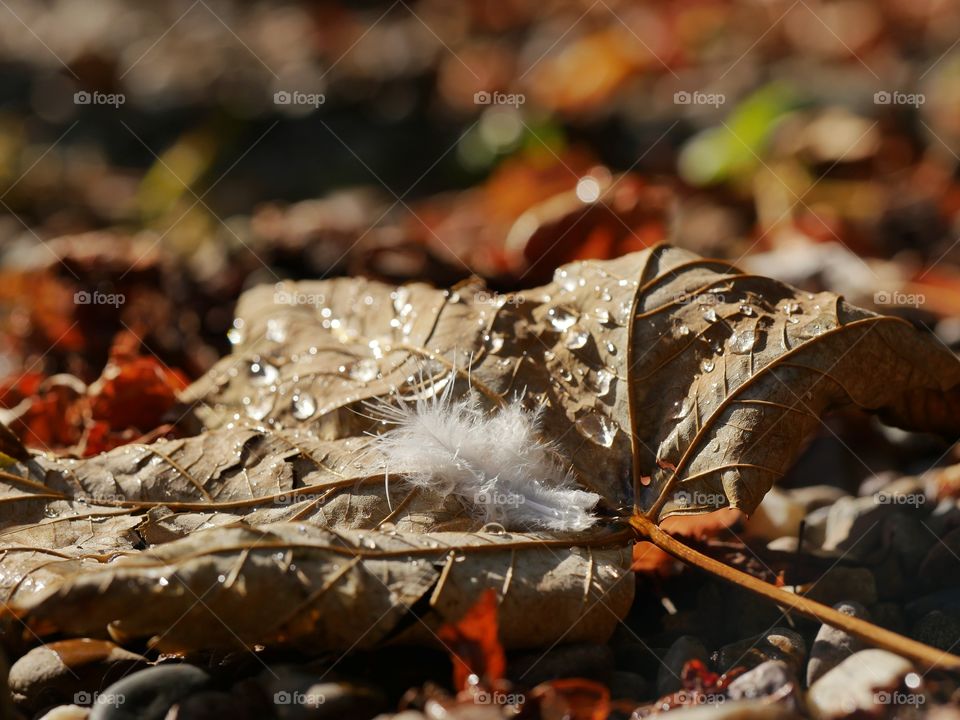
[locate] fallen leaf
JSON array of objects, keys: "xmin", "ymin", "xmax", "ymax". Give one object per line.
[
  {"xmin": 438, "ymin": 588, "xmax": 506, "ymax": 691},
  {"xmin": 3, "ymin": 246, "xmax": 960, "ymax": 654}
]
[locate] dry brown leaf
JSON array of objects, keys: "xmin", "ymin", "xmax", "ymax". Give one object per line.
[{"xmin": 3, "ymin": 245, "xmax": 960, "ymax": 653}]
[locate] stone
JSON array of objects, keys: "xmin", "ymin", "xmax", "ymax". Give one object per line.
[
  {"xmin": 822, "ymin": 496, "xmax": 892, "ymax": 560},
  {"xmin": 714, "ymin": 628, "xmax": 805, "ymax": 675},
  {"xmin": 647, "ymin": 699, "xmax": 800, "ymax": 719},
  {"xmin": 608, "ymin": 670, "xmax": 649, "ymax": 701},
  {"xmin": 89, "ymin": 664, "xmax": 211, "ymax": 720},
  {"xmin": 657, "ymin": 636, "xmax": 708, "ymax": 696},
  {"xmin": 38, "ymin": 707, "xmax": 90, "ymax": 720},
  {"xmin": 919, "ymin": 526, "xmax": 960, "ymax": 591},
  {"xmin": 806, "ymin": 601, "xmax": 871, "ymax": 685},
  {"xmin": 745, "ymin": 488, "xmax": 807, "ymax": 542},
  {"xmin": 726, "ymin": 660, "xmax": 798, "ymax": 706},
  {"xmin": 767, "ymin": 536, "xmax": 799, "ymax": 553},
  {"xmin": 912, "ymin": 611, "xmax": 960, "ymax": 651},
  {"xmin": 9, "ymin": 640, "xmax": 145, "ymax": 715},
  {"xmin": 787, "ymin": 485, "xmax": 848, "ymax": 513},
  {"xmin": 870, "ymin": 603, "xmax": 905, "ymax": 634},
  {"xmin": 612, "ymin": 641, "xmax": 663, "ymax": 679},
  {"xmin": 166, "ymin": 691, "xmax": 254, "ymax": 719},
  {"xmin": 506, "ymin": 643, "xmax": 614, "ymax": 687},
  {"xmin": 803, "ymin": 567, "xmax": 877, "ymax": 607},
  {"xmin": 883, "ymin": 512, "xmax": 935, "ymax": 572},
  {"xmin": 806, "ymin": 649, "xmax": 914, "ymax": 719}
]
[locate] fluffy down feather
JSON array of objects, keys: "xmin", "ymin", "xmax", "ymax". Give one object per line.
[{"xmin": 369, "ymin": 382, "xmax": 600, "ymax": 532}]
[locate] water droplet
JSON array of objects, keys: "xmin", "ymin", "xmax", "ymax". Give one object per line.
[
  {"xmin": 158, "ymin": 576, "xmax": 169, "ymax": 587},
  {"xmin": 555, "ymin": 268, "xmax": 578, "ymax": 292},
  {"xmin": 227, "ymin": 325, "xmax": 245, "ymax": 345},
  {"xmin": 484, "ymin": 333, "xmax": 505, "ymax": 354},
  {"xmin": 739, "ymin": 304, "xmax": 755, "ymax": 316},
  {"xmin": 349, "ymin": 359, "xmax": 379, "ymax": 382},
  {"xmin": 728, "ymin": 329, "xmax": 756, "ymax": 354},
  {"xmin": 593, "ymin": 307, "xmax": 611, "ymax": 324},
  {"xmin": 575, "ymin": 411, "xmax": 619, "ymax": 447},
  {"xmin": 246, "ymin": 395, "xmax": 274, "ymax": 421},
  {"xmin": 249, "ymin": 359, "xmax": 279, "ymax": 386},
  {"xmin": 703, "ymin": 308, "xmax": 719, "ymax": 323},
  {"xmin": 606, "ymin": 341, "xmax": 617, "ymax": 354},
  {"xmin": 587, "ymin": 368, "xmax": 614, "ymax": 397},
  {"xmin": 782, "ymin": 302, "xmax": 801, "ymax": 315},
  {"xmin": 481, "ymin": 522, "xmax": 507, "ymax": 535},
  {"xmin": 548, "ymin": 307, "xmax": 578, "ymax": 331},
  {"xmin": 564, "ymin": 328, "xmax": 589, "ymax": 349},
  {"xmin": 676, "ymin": 325, "xmax": 691, "ymax": 337},
  {"xmin": 266, "ymin": 317, "xmax": 288, "ymax": 343},
  {"xmin": 292, "ymin": 393, "xmax": 317, "ymax": 420},
  {"xmin": 701, "ymin": 358, "xmax": 715, "ymax": 372},
  {"xmin": 392, "ymin": 288, "xmax": 411, "ymax": 314},
  {"xmin": 559, "ymin": 368, "xmax": 573, "ymax": 383}
]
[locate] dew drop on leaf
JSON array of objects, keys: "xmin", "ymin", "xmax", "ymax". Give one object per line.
[
  {"xmin": 586, "ymin": 368, "xmax": 613, "ymax": 397},
  {"xmin": 266, "ymin": 318, "xmax": 288, "ymax": 343},
  {"xmin": 292, "ymin": 393, "xmax": 317, "ymax": 420},
  {"xmin": 246, "ymin": 395, "xmax": 274, "ymax": 421},
  {"xmin": 547, "ymin": 307, "xmax": 578, "ymax": 331},
  {"xmin": 729, "ymin": 329, "xmax": 756, "ymax": 354},
  {"xmin": 484, "ymin": 333, "xmax": 505, "ymax": 353},
  {"xmin": 249, "ymin": 359, "xmax": 279, "ymax": 386},
  {"xmin": 349, "ymin": 359, "xmax": 379, "ymax": 382},
  {"xmin": 564, "ymin": 328, "xmax": 589, "ymax": 349},
  {"xmin": 575, "ymin": 410, "xmax": 618, "ymax": 447}
]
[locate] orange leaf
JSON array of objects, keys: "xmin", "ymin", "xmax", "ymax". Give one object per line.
[
  {"xmin": 531, "ymin": 678, "xmax": 610, "ymax": 720},
  {"xmin": 437, "ymin": 588, "xmax": 505, "ymax": 691}
]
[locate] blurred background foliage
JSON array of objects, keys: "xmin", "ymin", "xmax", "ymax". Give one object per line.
[{"xmin": 1, "ymin": 0, "xmax": 960, "ymax": 395}]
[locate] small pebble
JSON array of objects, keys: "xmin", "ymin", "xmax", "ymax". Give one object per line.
[
  {"xmin": 912, "ymin": 610, "xmax": 960, "ymax": 651},
  {"xmin": 657, "ymin": 636, "xmax": 707, "ymax": 696},
  {"xmin": 38, "ymin": 707, "xmax": 90, "ymax": 720},
  {"xmin": 608, "ymin": 670, "xmax": 649, "ymax": 701},
  {"xmin": 806, "ymin": 601, "xmax": 871, "ymax": 685},
  {"xmin": 807, "ymin": 649, "xmax": 915, "ymax": 719},
  {"xmin": 726, "ymin": 660, "xmax": 798, "ymax": 705},
  {"xmin": 919, "ymin": 527, "xmax": 960, "ymax": 591},
  {"xmin": 89, "ymin": 664, "xmax": 211, "ymax": 720},
  {"xmin": 714, "ymin": 628, "xmax": 805, "ymax": 675},
  {"xmin": 803, "ymin": 567, "xmax": 877, "ymax": 607},
  {"xmin": 507, "ymin": 643, "xmax": 614, "ymax": 687}
]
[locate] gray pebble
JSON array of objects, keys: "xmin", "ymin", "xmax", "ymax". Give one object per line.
[
  {"xmin": 912, "ymin": 610, "xmax": 960, "ymax": 651},
  {"xmin": 715, "ymin": 628, "xmax": 805, "ymax": 675},
  {"xmin": 9, "ymin": 642, "xmax": 145, "ymax": 714},
  {"xmin": 608, "ymin": 670, "xmax": 649, "ymax": 701},
  {"xmin": 506, "ymin": 643, "xmax": 613, "ymax": 687},
  {"xmin": 657, "ymin": 635, "xmax": 707, "ymax": 696},
  {"xmin": 807, "ymin": 649, "xmax": 914, "ymax": 719},
  {"xmin": 727, "ymin": 660, "xmax": 798, "ymax": 706},
  {"xmin": 804, "ymin": 566, "xmax": 877, "ymax": 607},
  {"xmin": 89, "ymin": 664, "xmax": 211, "ymax": 720},
  {"xmin": 806, "ymin": 601, "xmax": 870, "ymax": 685}
]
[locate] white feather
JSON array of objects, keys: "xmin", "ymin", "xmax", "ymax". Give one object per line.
[{"xmin": 368, "ymin": 379, "xmax": 600, "ymax": 532}]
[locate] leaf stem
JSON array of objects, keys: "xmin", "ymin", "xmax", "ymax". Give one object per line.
[{"xmin": 629, "ymin": 513, "xmax": 960, "ymax": 672}]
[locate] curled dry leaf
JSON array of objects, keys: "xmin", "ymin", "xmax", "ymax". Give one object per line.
[{"xmin": 2, "ymin": 246, "xmax": 959, "ymax": 653}]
